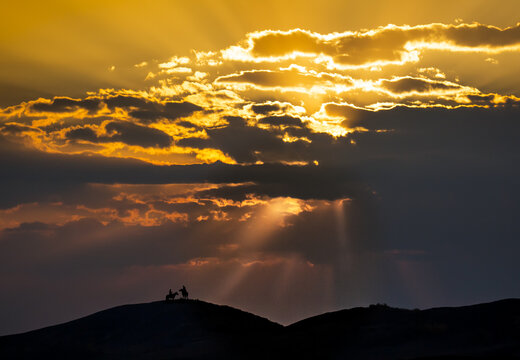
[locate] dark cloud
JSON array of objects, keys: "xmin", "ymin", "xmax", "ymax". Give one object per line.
[
  {"xmin": 251, "ymin": 103, "xmax": 284, "ymax": 115},
  {"xmin": 0, "ymin": 123, "xmax": 39, "ymax": 134},
  {"xmin": 284, "ymin": 126, "xmax": 314, "ymax": 138},
  {"xmin": 258, "ymin": 115, "xmax": 304, "ymax": 127},
  {"xmin": 175, "ymin": 120, "xmax": 201, "ymax": 129},
  {"xmin": 104, "ymin": 96, "xmax": 203, "ymax": 124},
  {"xmin": 31, "ymin": 95, "xmax": 203, "ymax": 124},
  {"xmin": 19, "ymin": 95, "xmax": 203, "ymax": 126},
  {"xmin": 30, "ymin": 97, "xmax": 101, "ymax": 113},
  {"xmin": 444, "ymin": 23, "xmax": 520, "ymax": 47},
  {"xmin": 65, "ymin": 121, "xmax": 172, "ymax": 148},
  {"xmin": 164, "ymin": 101, "xmax": 203, "ymax": 117},
  {"xmin": 217, "ymin": 69, "xmax": 352, "ymax": 87},
  {"xmin": 65, "ymin": 127, "xmax": 98, "ymax": 142},
  {"xmin": 177, "ymin": 115, "xmax": 315, "ymax": 163},
  {"xmin": 129, "ymin": 101, "xmax": 203, "ymax": 123},
  {"xmin": 380, "ymin": 77, "xmax": 463, "ymax": 94},
  {"xmin": 461, "ymin": 94, "xmax": 520, "ymax": 106},
  {"xmin": 104, "ymin": 121, "xmax": 172, "ymax": 147},
  {"xmin": 158, "ymin": 104, "xmax": 520, "ymax": 170},
  {"xmin": 4, "ymin": 104, "xmax": 520, "ymax": 206},
  {"xmin": 0, "ymin": 132, "xmax": 363, "ymax": 211},
  {"xmin": 195, "ymin": 179, "xmax": 366, "ymax": 204},
  {"xmin": 103, "ymin": 95, "xmax": 151, "ymax": 109},
  {"xmin": 466, "ymin": 94, "xmax": 496, "ymax": 103},
  {"xmin": 37, "ymin": 116, "xmax": 109, "ymax": 133}
]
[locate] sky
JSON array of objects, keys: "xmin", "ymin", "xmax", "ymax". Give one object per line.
[{"xmin": 0, "ymin": 0, "xmax": 519, "ymax": 335}]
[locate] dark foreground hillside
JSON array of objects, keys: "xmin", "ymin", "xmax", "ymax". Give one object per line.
[
  {"xmin": 1, "ymin": 298, "xmax": 519, "ymax": 359},
  {"xmin": 0, "ymin": 299, "xmax": 282, "ymax": 359},
  {"xmin": 278, "ymin": 299, "xmax": 520, "ymax": 359}
]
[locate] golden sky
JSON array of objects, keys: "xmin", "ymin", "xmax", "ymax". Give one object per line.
[
  {"xmin": 1, "ymin": 2, "xmax": 520, "ymax": 165},
  {"xmin": 1, "ymin": 0, "xmax": 519, "ymax": 335},
  {"xmin": 1, "ymin": 0, "xmax": 520, "ymax": 105}
]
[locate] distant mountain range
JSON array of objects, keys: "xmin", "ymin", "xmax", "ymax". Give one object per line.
[{"xmin": 1, "ymin": 298, "xmax": 519, "ymax": 359}]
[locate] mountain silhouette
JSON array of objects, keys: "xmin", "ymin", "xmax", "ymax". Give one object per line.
[{"xmin": 1, "ymin": 298, "xmax": 519, "ymax": 359}]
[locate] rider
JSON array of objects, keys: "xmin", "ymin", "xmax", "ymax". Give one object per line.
[{"xmin": 179, "ymin": 285, "xmax": 188, "ymax": 299}]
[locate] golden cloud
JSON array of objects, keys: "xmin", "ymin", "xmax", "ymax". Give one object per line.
[{"xmin": 1, "ymin": 23, "xmax": 519, "ymax": 166}]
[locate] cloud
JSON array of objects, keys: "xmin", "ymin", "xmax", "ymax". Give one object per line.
[
  {"xmin": 258, "ymin": 115, "xmax": 304, "ymax": 127},
  {"xmin": 65, "ymin": 127, "xmax": 98, "ymax": 142},
  {"xmin": 65, "ymin": 121, "xmax": 173, "ymax": 148},
  {"xmin": 379, "ymin": 76, "xmax": 464, "ymax": 94},
  {"xmin": 30, "ymin": 97, "xmax": 101, "ymax": 113},
  {"xmin": 29, "ymin": 95, "xmax": 203, "ymax": 124},
  {"xmin": 0, "ymin": 92, "xmax": 221, "ymax": 164},
  {"xmin": 250, "ymin": 102, "xmax": 288, "ymax": 115},
  {"xmin": 128, "ymin": 101, "xmax": 203, "ymax": 124},
  {"xmin": 177, "ymin": 115, "xmax": 317, "ymax": 164},
  {"xmin": 223, "ymin": 23, "xmax": 520, "ymax": 67},
  {"xmin": 103, "ymin": 95, "xmax": 152, "ymax": 109},
  {"xmin": 103, "ymin": 121, "xmax": 173, "ymax": 148},
  {"xmin": 216, "ymin": 69, "xmax": 353, "ymax": 88}
]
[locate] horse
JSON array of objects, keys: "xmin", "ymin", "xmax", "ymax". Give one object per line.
[
  {"xmin": 165, "ymin": 290, "xmax": 178, "ymax": 302},
  {"xmin": 179, "ymin": 285, "xmax": 189, "ymax": 300}
]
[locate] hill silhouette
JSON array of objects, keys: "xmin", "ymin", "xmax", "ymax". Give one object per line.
[
  {"xmin": 1, "ymin": 299, "xmax": 519, "ymax": 359},
  {"xmin": 0, "ymin": 299, "xmax": 282, "ymax": 359},
  {"xmin": 279, "ymin": 299, "xmax": 520, "ymax": 359}
]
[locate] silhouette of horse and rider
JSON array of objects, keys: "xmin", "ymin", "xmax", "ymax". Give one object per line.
[{"xmin": 165, "ymin": 285, "xmax": 189, "ymax": 302}]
